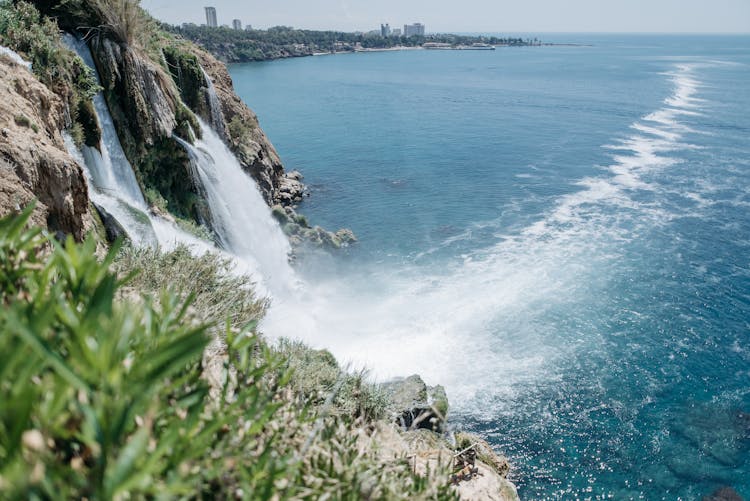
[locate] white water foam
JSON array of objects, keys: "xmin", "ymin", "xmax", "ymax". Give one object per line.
[
  {"xmin": 200, "ymin": 68, "xmax": 229, "ymax": 142},
  {"xmin": 176, "ymin": 118, "xmax": 297, "ymax": 295},
  {"xmin": 0, "ymin": 45, "xmax": 32, "ymax": 70},
  {"xmin": 261, "ymin": 62, "xmax": 710, "ymax": 412}
]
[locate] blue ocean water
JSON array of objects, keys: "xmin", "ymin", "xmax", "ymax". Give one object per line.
[{"xmin": 230, "ymin": 35, "xmax": 750, "ymax": 499}]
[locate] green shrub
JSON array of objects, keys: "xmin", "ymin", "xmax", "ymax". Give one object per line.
[
  {"xmin": 13, "ymin": 114, "xmax": 31, "ymax": 128},
  {"xmin": 276, "ymin": 339, "xmax": 389, "ymax": 422},
  {"xmin": 0, "ymin": 207, "xmax": 457, "ymax": 499},
  {"xmin": 227, "ymin": 114, "xmax": 256, "ymax": 143},
  {"xmin": 0, "ymin": 206, "xmax": 288, "ymax": 498},
  {"xmin": 0, "ymin": 1, "xmax": 98, "ymax": 98},
  {"xmin": 112, "ymin": 244, "xmax": 268, "ymax": 332}
]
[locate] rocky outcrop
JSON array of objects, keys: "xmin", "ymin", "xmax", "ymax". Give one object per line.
[
  {"xmin": 92, "ymin": 203, "xmax": 127, "ymax": 243},
  {"xmin": 83, "ymin": 36, "xmax": 207, "ymax": 221},
  {"xmin": 360, "ymin": 422, "xmax": 519, "ymax": 501},
  {"xmin": 271, "ymin": 203, "xmax": 357, "ymax": 253},
  {"xmin": 0, "ymin": 54, "xmax": 91, "ymax": 240},
  {"xmin": 381, "ymin": 374, "xmax": 450, "ymax": 433},
  {"xmin": 90, "ymin": 37, "xmax": 177, "ymax": 148},
  {"xmin": 277, "ymin": 170, "xmax": 307, "ymax": 206}
]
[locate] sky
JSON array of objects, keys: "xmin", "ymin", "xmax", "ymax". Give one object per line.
[{"xmin": 141, "ymin": 0, "xmax": 750, "ymax": 33}]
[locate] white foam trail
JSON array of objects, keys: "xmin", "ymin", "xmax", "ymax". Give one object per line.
[{"xmin": 262, "ymin": 62, "xmax": 709, "ymax": 410}]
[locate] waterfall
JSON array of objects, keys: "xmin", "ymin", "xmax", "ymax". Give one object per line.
[
  {"xmin": 62, "ymin": 34, "xmax": 296, "ymax": 296},
  {"xmin": 62, "ymin": 34, "xmax": 161, "ymax": 246},
  {"xmin": 0, "ymin": 45, "xmax": 32, "ymax": 70},
  {"xmin": 175, "ymin": 117, "xmax": 297, "ymax": 294},
  {"xmin": 64, "ymin": 35, "xmax": 147, "ymax": 209},
  {"xmin": 201, "ymin": 68, "xmax": 228, "ymax": 142}
]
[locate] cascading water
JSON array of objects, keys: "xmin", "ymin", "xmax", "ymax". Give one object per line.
[
  {"xmin": 175, "ymin": 118, "xmax": 297, "ymax": 294},
  {"xmin": 63, "ymin": 34, "xmax": 297, "ymax": 296},
  {"xmin": 201, "ymin": 69, "xmax": 228, "ymax": 142},
  {"xmin": 64, "ymin": 36, "xmax": 147, "ymax": 208},
  {"xmin": 63, "ymin": 34, "xmax": 160, "ymax": 247},
  {"xmin": 0, "ymin": 45, "xmax": 31, "ymax": 70}
]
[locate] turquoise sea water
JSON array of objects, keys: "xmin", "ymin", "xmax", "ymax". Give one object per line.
[{"xmin": 230, "ymin": 35, "xmax": 750, "ymax": 499}]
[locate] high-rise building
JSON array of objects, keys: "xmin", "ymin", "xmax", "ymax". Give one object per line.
[
  {"xmin": 380, "ymin": 23, "xmax": 391, "ymax": 37},
  {"xmin": 403, "ymin": 23, "xmax": 425, "ymax": 37},
  {"xmin": 232, "ymin": 19, "xmax": 242, "ymax": 30},
  {"xmin": 204, "ymin": 7, "xmax": 217, "ymax": 28},
  {"xmin": 391, "ymin": 28, "xmax": 401, "ymax": 36}
]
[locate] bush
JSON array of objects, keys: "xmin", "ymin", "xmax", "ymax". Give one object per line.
[
  {"xmin": 112, "ymin": 244, "xmax": 268, "ymax": 332},
  {"xmin": 0, "ymin": 206, "xmax": 289, "ymax": 498},
  {"xmin": 0, "ymin": 207, "xmax": 457, "ymax": 499}
]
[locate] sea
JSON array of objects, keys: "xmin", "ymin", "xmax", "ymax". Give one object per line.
[{"xmin": 228, "ymin": 35, "xmax": 750, "ymax": 500}]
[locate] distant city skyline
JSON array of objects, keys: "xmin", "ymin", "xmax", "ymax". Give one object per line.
[{"xmin": 141, "ymin": 0, "xmax": 750, "ymax": 33}]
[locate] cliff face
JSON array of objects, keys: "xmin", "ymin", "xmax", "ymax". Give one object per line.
[
  {"xmin": 167, "ymin": 42, "xmax": 290, "ymax": 205},
  {"xmin": 0, "ymin": 54, "xmax": 91, "ymax": 240}
]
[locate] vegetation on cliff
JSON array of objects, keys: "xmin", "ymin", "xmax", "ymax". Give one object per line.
[
  {"xmin": 0, "ymin": 0, "xmax": 101, "ymax": 147},
  {"xmin": 0, "ymin": 207, "xmax": 462, "ymax": 499}
]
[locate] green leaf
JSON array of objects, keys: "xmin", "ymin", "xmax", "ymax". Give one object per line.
[{"xmin": 5, "ymin": 307, "xmax": 89, "ymax": 392}]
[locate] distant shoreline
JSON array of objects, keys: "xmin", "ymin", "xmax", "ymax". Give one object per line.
[
  {"xmin": 307, "ymin": 43, "xmax": 589, "ymax": 58},
  {"xmin": 166, "ymin": 24, "xmax": 549, "ymax": 63}
]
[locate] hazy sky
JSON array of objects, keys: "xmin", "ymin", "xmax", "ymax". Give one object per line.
[{"xmin": 141, "ymin": 0, "xmax": 750, "ymax": 33}]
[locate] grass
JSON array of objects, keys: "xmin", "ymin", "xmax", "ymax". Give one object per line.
[
  {"xmin": 13, "ymin": 114, "xmax": 37, "ymax": 133},
  {"xmin": 112, "ymin": 244, "xmax": 268, "ymax": 332}
]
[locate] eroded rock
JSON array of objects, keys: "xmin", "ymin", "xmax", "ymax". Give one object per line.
[
  {"xmin": 381, "ymin": 374, "xmax": 449, "ymax": 433},
  {"xmin": 0, "ymin": 55, "xmax": 91, "ymax": 239}
]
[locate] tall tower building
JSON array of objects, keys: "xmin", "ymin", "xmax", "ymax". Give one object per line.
[
  {"xmin": 232, "ymin": 19, "xmax": 242, "ymax": 30},
  {"xmin": 204, "ymin": 7, "xmax": 217, "ymax": 28},
  {"xmin": 404, "ymin": 23, "xmax": 425, "ymax": 37},
  {"xmin": 380, "ymin": 23, "xmax": 391, "ymax": 37}
]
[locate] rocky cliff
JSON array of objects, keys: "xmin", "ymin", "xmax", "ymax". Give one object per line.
[
  {"xmin": 0, "ymin": 52, "xmax": 91, "ymax": 240},
  {"xmin": 161, "ymin": 40, "xmax": 291, "ymax": 205}
]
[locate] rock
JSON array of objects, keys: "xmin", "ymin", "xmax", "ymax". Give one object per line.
[
  {"xmin": 334, "ymin": 228, "xmax": 358, "ymax": 246},
  {"xmin": 94, "ymin": 202, "xmax": 128, "ymax": 243},
  {"xmin": 703, "ymin": 487, "xmax": 744, "ymax": 501},
  {"xmin": 277, "ymin": 172, "xmax": 308, "ymax": 206},
  {"xmin": 90, "ymin": 36, "xmax": 177, "ymax": 147},
  {"xmin": 381, "ymin": 374, "xmax": 449, "ymax": 433},
  {"xmin": 453, "ymin": 461, "xmax": 520, "ymax": 501},
  {"xmin": 0, "ymin": 57, "xmax": 91, "ymax": 240},
  {"xmin": 358, "ymin": 422, "xmax": 519, "ymax": 501},
  {"xmin": 286, "ymin": 170, "xmax": 304, "ymax": 181},
  {"xmin": 454, "ymin": 432, "xmax": 511, "ymax": 477}
]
